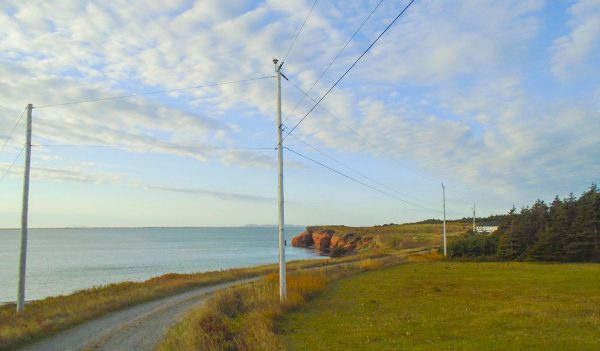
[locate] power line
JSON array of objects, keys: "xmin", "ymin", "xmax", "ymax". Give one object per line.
[
  {"xmin": 287, "ymin": 133, "xmax": 439, "ymax": 209},
  {"xmin": 285, "ymin": 146, "xmax": 439, "ymax": 213},
  {"xmin": 282, "ymin": 0, "xmax": 319, "ymax": 64},
  {"xmin": 32, "ymin": 144, "xmax": 274, "ymax": 151},
  {"xmin": 34, "ymin": 76, "xmax": 274, "ymax": 109},
  {"xmin": 282, "ymin": 0, "xmax": 385, "ymax": 125},
  {"xmin": 285, "ymin": 75, "xmax": 478, "ymax": 209},
  {"xmin": 0, "ymin": 107, "xmax": 27, "ymax": 154},
  {"xmin": 283, "ymin": 77, "xmax": 434, "ymax": 180},
  {"xmin": 0, "ymin": 146, "xmax": 25, "ymax": 186},
  {"xmin": 282, "ymin": 0, "xmax": 416, "ymax": 141}
]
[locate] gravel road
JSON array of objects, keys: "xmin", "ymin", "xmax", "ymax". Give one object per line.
[{"xmin": 19, "ymin": 278, "xmax": 258, "ymax": 351}]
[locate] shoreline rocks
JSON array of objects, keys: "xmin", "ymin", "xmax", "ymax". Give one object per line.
[{"xmin": 291, "ymin": 226, "xmax": 375, "ymax": 257}]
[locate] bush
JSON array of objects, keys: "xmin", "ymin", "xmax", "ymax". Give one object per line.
[{"xmin": 448, "ymin": 232, "xmax": 498, "ymax": 257}]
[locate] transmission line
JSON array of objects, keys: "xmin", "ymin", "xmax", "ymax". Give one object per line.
[
  {"xmin": 34, "ymin": 76, "xmax": 274, "ymax": 109},
  {"xmin": 287, "ymin": 133, "xmax": 438, "ymax": 210},
  {"xmin": 32, "ymin": 144, "xmax": 274, "ymax": 151},
  {"xmin": 282, "ymin": 0, "xmax": 416, "ymax": 141},
  {"xmin": 0, "ymin": 146, "xmax": 25, "ymax": 186},
  {"xmin": 0, "ymin": 107, "xmax": 27, "ymax": 154},
  {"xmin": 285, "ymin": 76, "xmax": 478, "ymax": 210},
  {"xmin": 282, "ymin": 0, "xmax": 319, "ymax": 64},
  {"xmin": 281, "ymin": 0, "xmax": 385, "ymax": 125},
  {"xmin": 286, "ymin": 146, "xmax": 439, "ymax": 213},
  {"xmin": 283, "ymin": 77, "xmax": 438, "ymax": 182}
]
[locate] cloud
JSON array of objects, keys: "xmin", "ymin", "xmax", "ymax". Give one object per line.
[
  {"xmin": 147, "ymin": 185, "xmax": 275, "ymax": 203},
  {"xmin": 30, "ymin": 165, "xmax": 125, "ymax": 184},
  {"xmin": 291, "ymin": 67, "xmax": 600, "ymax": 202},
  {"xmin": 358, "ymin": 0, "xmax": 544, "ymax": 84},
  {"xmin": 2, "ymin": 159, "xmax": 279, "ymax": 204},
  {"xmin": 551, "ymin": 0, "xmax": 600, "ymax": 80},
  {"xmin": 1, "ymin": 0, "xmax": 599, "ymax": 221}
]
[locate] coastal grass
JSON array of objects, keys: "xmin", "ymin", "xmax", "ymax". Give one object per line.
[
  {"xmin": 371, "ymin": 222, "xmax": 468, "ymax": 251},
  {"xmin": 156, "ymin": 255, "xmax": 406, "ymax": 351},
  {"xmin": 310, "ymin": 222, "xmax": 468, "ymax": 252},
  {"xmin": 0, "ymin": 255, "xmax": 375, "ymax": 351},
  {"xmin": 280, "ymin": 262, "xmax": 600, "ymax": 351}
]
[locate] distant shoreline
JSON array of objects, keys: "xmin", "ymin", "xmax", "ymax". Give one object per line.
[{"xmin": 0, "ymin": 225, "xmax": 307, "ymax": 230}]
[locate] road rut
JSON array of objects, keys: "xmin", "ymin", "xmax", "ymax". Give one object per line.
[{"xmin": 19, "ymin": 278, "xmax": 257, "ymax": 351}]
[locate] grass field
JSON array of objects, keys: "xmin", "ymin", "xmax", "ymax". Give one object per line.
[
  {"xmin": 280, "ymin": 262, "xmax": 600, "ymax": 351},
  {"xmin": 370, "ymin": 222, "xmax": 467, "ymax": 251}
]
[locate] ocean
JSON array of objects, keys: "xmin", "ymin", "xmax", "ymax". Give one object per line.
[{"xmin": 0, "ymin": 226, "xmax": 321, "ymax": 303}]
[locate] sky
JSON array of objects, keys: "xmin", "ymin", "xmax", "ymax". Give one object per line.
[{"xmin": 0, "ymin": 0, "xmax": 599, "ymax": 228}]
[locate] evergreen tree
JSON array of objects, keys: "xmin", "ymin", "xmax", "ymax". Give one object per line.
[
  {"xmin": 497, "ymin": 207, "xmax": 520, "ymax": 260},
  {"xmin": 565, "ymin": 185, "xmax": 600, "ymax": 261},
  {"xmin": 528, "ymin": 196, "xmax": 565, "ymax": 261},
  {"xmin": 469, "ymin": 184, "xmax": 599, "ymax": 262}
]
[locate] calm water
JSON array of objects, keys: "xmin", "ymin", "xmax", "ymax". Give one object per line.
[{"xmin": 0, "ymin": 226, "xmax": 320, "ymax": 303}]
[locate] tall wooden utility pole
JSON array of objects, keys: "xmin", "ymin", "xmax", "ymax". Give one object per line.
[
  {"xmin": 472, "ymin": 204, "xmax": 476, "ymax": 233},
  {"xmin": 273, "ymin": 59, "xmax": 286, "ymax": 302},
  {"xmin": 442, "ymin": 183, "xmax": 447, "ymax": 256},
  {"xmin": 17, "ymin": 103, "xmax": 32, "ymax": 313}
]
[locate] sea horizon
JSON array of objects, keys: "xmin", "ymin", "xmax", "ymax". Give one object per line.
[
  {"xmin": 0, "ymin": 226, "xmax": 322, "ymax": 303},
  {"xmin": 0, "ymin": 224, "xmax": 309, "ymax": 230}
]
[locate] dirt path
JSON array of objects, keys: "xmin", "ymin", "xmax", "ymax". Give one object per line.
[{"xmin": 19, "ymin": 278, "xmax": 258, "ymax": 351}]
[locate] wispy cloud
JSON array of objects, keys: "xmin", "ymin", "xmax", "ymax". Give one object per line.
[
  {"xmin": 1, "ymin": 0, "xmax": 599, "ymax": 225},
  {"xmin": 147, "ymin": 185, "xmax": 275, "ymax": 203},
  {"xmin": 551, "ymin": 0, "xmax": 600, "ymax": 80}
]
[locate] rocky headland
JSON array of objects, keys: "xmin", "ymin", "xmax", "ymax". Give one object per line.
[{"xmin": 291, "ymin": 226, "xmax": 376, "ymax": 256}]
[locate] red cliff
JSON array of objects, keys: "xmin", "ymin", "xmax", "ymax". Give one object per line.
[{"xmin": 291, "ymin": 226, "xmax": 375, "ymax": 256}]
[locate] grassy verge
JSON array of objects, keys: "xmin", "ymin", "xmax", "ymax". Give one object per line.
[
  {"xmin": 0, "ymin": 254, "xmax": 378, "ymax": 351},
  {"xmin": 280, "ymin": 262, "xmax": 600, "ymax": 351},
  {"xmin": 303, "ymin": 222, "xmax": 467, "ymax": 254},
  {"xmin": 156, "ymin": 255, "xmax": 406, "ymax": 351},
  {"xmin": 371, "ymin": 222, "xmax": 467, "ymax": 251}
]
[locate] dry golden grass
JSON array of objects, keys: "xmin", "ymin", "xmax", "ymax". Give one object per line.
[
  {"xmin": 156, "ymin": 256, "xmax": 406, "ymax": 351},
  {"xmin": 406, "ymin": 252, "xmax": 445, "ymax": 262},
  {"xmin": 0, "ymin": 257, "xmax": 372, "ymax": 351},
  {"xmin": 358, "ymin": 259, "xmax": 385, "ymax": 270},
  {"xmin": 371, "ymin": 222, "xmax": 468, "ymax": 251},
  {"xmin": 156, "ymin": 272, "xmax": 327, "ymax": 351}
]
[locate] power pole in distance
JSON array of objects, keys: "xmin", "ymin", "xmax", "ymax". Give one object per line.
[
  {"xmin": 17, "ymin": 103, "xmax": 33, "ymax": 313},
  {"xmin": 273, "ymin": 58, "xmax": 286, "ymax": 302},
  {"xmin": 472, "ymin": 204, "xmax": 476, "ymax": 233},
  {"xmin": 442, "ymin": 183, "xmax": 447, "ymax": 257}
]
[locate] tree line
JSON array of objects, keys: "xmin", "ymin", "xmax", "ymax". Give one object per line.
[
  {"xmin": 413, "ymin": 214, "xmax": 508, "ymax": 225},
  {"xmin": 448, "ymin": 184, "xmax": 600, "ymax": 262}
]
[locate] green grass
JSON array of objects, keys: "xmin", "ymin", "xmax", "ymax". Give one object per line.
[
  {"xmin": 280, "ymin": 262, "xmax": 600, "ymax": 351},
  {"xmin": 156, "ymin": 255, "xmax": 407, "ymax": 351}
]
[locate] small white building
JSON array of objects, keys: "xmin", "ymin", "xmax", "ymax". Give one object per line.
[{"xmin": 476, "ymin": 225, "xmax": 498, "ymax": 234}]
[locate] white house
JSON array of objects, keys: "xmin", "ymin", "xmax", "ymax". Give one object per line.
[{"xmin": 476, "ymin": 225, "xmax": 498, "ymax": 234}]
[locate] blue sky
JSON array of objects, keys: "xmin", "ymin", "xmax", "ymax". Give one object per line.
[{"xmin": 0, "ymin": 0, "xmax": 599, "ymax": 227}]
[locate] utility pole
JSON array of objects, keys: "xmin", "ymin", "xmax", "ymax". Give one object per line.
[
  {"xmin": 273, "ymin": 58, "xmax": 286, "ymax": 302},
  {"xmin": 472, "ymin": 204, "xmax": 476, "ymax": 233},
  {"xmin": 17, "ymin": 103, "xmax": 33, "ymax": 313},
  {"xmin": 442, "ymin": 183, "xmax": 447, "ymax": 257}
]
